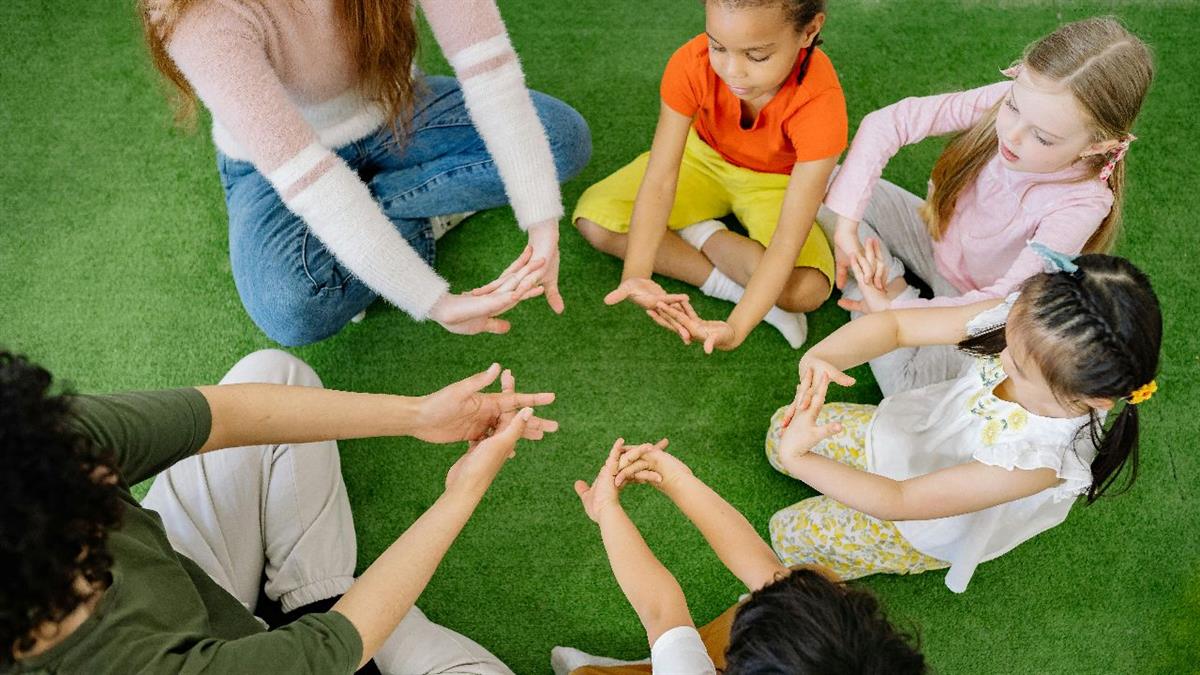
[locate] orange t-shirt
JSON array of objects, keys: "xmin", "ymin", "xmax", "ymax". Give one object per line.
[{"xmin": 660, "ymin": 34, "xmax": 848, "ymax": 175}]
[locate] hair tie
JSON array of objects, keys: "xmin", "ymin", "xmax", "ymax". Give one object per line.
[
  {"xmin": 1098, "ymin": 134, "xmax": 1137, "ymax": 182},
  {"xmin": 1127, "ymin": 380, "xmax": 1157, "ymax": 405},
  {"xmin": 1028, "ymin": 241, "xmax": 1080, "ymax": 276}
]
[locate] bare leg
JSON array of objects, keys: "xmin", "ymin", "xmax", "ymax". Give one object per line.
[
  {"xmin": 701, "ymin": 231, "xmax": 830, "ymax": 312},
  {"xmin": 576, "ymin": 218, "xmax": 713, "ymax": 286}
]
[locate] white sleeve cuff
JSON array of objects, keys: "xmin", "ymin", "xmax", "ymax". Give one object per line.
[
  {"xmin": 457, "ymin": 61, "xmax": 564, "ymax": 229},
  {"xmin": 270, "ymin": 145, "xmax": 449, "ymax": 320}
]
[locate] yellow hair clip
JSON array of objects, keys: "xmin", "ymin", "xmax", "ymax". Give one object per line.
[{"xmin": 1128, "ymin": 380, "xmax": 1157, "ymax": 405}]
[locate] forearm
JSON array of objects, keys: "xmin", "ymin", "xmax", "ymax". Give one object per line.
[
  {"xmin": 727, "ymin": 230, "xmax": 806, "ymax": 337},
  {"xmin": 784, "ymin": 454, "xmax": 909, "ymax": 520},
  {"xmin": 622, "ymin": 177, "xmax": 679, "ymax": 280},
  {"xmin": 333, "ymin": 490, "xmax": 481, "ymax": 669},
  {"xmin": 196, "ymin": 384, "xmax": 421, "ymax": 453},
  {"xmin": 662, "ymin": 475, "xmax": 784, "ymax": 590},
  {"xmin": 805, "ymin": 311, "xmax": 903, "ymax": 370},
  {"xmin": 597, "ymin": 504, "xmax": 691, "ymax": 641}
]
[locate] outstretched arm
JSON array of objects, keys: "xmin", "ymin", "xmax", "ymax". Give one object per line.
[
  {"xmin": 334, "ymin": 409, "xmax": 534, "ymax": 668},
  {"xmin": 614, "ymin": 445, "xmax": 786, "ymax": 592},
  {"xmin": 576, "ymin": 440, "xmax": 694, "ymax": 646},
  {"xmin": 196, "ymin": 363, "xmax": 556, "ymax": 454}
]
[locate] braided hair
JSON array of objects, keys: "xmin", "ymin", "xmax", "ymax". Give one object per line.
[{"xmin": 958, "ymin": 255, "xmax": 1161, "ymax": 502}]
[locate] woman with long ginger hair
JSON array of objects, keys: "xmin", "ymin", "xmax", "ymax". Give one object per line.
[{"xmin": 142, "ymin": 0, "xmax": 591, "ymax": 346}]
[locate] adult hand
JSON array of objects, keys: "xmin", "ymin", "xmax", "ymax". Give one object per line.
[
  {"xmin": 656, "ymin": 303, "xmax": 742, "ymax": 354},
  {"xmin": 604, "ymin": 278, "xmax": 697, "ymax": 342},
  {"xmin": 444, "ymin": 407, "xmax": 533, "ymax": 499},
  {"xmin": 527, "ymin": 221, "xmax": 564, "ymax": 314},
  {"xmin": 777, "ymin": 370, "xmax": 843, "ymax": 472},
  {"xmin": 432, "ymin": 246, "xmax": 545, "ymax": 334},
  {"xmin": 573, "ymin": 438, "xmax": 628, "ymax": 523},
  {"xmin": 413, "ymin": 363, "xmax": 557, "ymax": 445},
  {"xmin": 612, "ymin": 439, "xmax": 690, "ymax": 490}
]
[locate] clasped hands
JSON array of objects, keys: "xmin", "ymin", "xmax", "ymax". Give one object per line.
[
  {"xmin": 832, "ymin": 216, "xmax": 900, "ymax": 315},
  {"xmin": 428, "ymin": 220, "xmax": 563, "ymax": 336},
  {"xmin": 604, "ymin": 277, "xmax": 741, "ymax": 354}
]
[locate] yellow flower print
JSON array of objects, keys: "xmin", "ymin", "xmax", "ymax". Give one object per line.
[
  {"xmin": 982, "ymin": 419, "xmax": 1003, "ymax": 445},
  {"xmin": 1007, "ymin": 409, "xmax": 1028, "ymax": 431}
]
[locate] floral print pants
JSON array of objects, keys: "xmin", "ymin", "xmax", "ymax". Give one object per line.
[{"xmin": 764, "ymin": 402, "xmax": 948, "ymax": 580}]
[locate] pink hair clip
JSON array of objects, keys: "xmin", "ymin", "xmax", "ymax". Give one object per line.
[{"xmin": 1099, "ymin": 134, "xmax": 1137, "ymax": 182}]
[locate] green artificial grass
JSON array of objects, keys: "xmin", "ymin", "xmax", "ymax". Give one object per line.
[{"xmin": 2, "ymin": 1, "xmax": 1198, "ymax": 673}]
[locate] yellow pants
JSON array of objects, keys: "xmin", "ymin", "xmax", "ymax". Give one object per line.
[
  {"xmin": 764, "ymin": 402, "xmax": 948, "ymax": 579},
  {"xmin": 573, "ymin": 129, "xmax": 835, "ymax": 281}
]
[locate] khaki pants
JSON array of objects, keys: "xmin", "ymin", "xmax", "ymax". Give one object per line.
[
  {"xmin": 817, "ymin": 172, "xmax": 968, "ymax": 396},
  {"xmin": 143, "ymin": 349, "xmax": 514, "ymax": 675}
]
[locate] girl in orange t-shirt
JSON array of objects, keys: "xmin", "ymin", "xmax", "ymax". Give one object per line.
[{"xmin": 574, "ymin": 0, "xmax": 847, "ymax": 351}]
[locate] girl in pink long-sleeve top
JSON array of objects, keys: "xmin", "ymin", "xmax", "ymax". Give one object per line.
[
  {"xmin": 141, "ymin": 0, "xmax": 590, "ymax": 347},
  {"xmin": 816, "ymin": 17, "xmax": 1153, "ymax": 396}
]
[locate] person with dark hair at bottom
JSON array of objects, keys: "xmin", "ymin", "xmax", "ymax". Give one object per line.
[
  {"xmin": 1, "ymin": 349, "xmax": 556, "ymax": 674},
  {"xmin": 555, "ymin": 439, "xmax": 925, "ymax": 674}
]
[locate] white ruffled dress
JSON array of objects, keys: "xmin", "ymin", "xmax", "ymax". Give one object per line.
[{"xmin": 866, "ymin": 296, "xmax": 1096, "ymax": 592}]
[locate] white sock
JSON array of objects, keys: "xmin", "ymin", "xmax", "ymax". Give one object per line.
[
  {"xmin": 699, "ymin": 268, "xmax": 808, "ymax": 348},
  {"xmin": 550, "ymin": 646, "xmax": 649, "ymax": 675},
  {"xmin": 677, "ymin": 218, "xmax": 727, "ymax": 250}
]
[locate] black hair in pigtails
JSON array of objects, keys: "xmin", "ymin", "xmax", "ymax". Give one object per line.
[
  {"xmin": 955, "ymin": 254, "xmax": 1160, "ymax": 502},
  {"xmin": 795, "ymin": 32, "xmax": 821, "ymax": 84},
  {"xmin": 1085, "ymin": 403, "xmax": 1140, "ymax": 503}
]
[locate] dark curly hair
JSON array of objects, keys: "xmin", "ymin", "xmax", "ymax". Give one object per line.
[
  {"xmin": 724, "ymin": 567, "xmax": 926, "ymax": 674},
  {"xmin": 1, "ymin": 350, "xmax": 123, "ymax": 664}
]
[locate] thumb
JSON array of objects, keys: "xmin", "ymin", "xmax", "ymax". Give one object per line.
[
  {"xmin": 466, "ymin": 363, "xmax": 502, "ymax": 391},
  {"xmin": 837, "ymin": 298, "xmax": 863, "ymax": 313},
  {"xmin": 832, "ymin": 370, "xmax": 856, "ymax": 387},
  {"xmin": 818, "ymin": 422, "xmax": 844, "ymax": 441},
  {"xmin": 573, "ymin": 479, "xmax": 589, "ymax": 499},
  {"xmin": 704, "ymin": 334, "xmax": 717, "ymax": 355},
  {"xmin": 496, "ymin": 406, "xmax": 533, "ymax": 442},
  {"xmin": 603, "ymin": 287, "xmax": 628, "ymax": 306}
]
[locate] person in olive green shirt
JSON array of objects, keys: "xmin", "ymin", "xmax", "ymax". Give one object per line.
[{"xmin": 1, "ymin": 348, "xmax": 556, "ymax": 674}]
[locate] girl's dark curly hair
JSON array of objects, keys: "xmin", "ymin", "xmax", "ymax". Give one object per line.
[{"xmin": 1, "ymin": 350, "xmax": 123, "ymax": 664}]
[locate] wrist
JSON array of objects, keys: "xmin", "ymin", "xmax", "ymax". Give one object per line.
[
  {"xmin": 526, "ymin": 220, "xmax": 559, "ymax": 237},
  {"xmin": 594, "ymin": 498, "xmax": 626, "ymax": 524},
  {"xmin": 390, "ymin": 395, "xmax": 425, "ymax": 438}
]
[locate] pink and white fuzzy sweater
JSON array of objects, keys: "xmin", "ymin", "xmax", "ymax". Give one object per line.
[{"xmin": 164, "ymin": 0, "xmax": 564, "ymax": 319}]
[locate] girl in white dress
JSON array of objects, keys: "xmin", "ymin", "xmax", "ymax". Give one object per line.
[{"xmin": 765, "ymin": 246, "xmax": 1161, "ymax": 592}]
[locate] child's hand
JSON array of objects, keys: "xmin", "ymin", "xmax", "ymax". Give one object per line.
[
  {"xmin": 778, "ymin": 370, "xmax": 844, "ymax": 465},
  {"xmin": 574, "ymin": 438, "xmax": 629, "ymax": 523},
  {"xmin": 604, "ymin": 278, "xmax": 697, "ymax": 342},
  {"xmin": 832, "ymin": 216, "xmax": 866, "ymax": 291},
  {"xmin": 612, "ymin": 438, "xmax": 686, "ymax": 488},
  {"xmin": 837, "ymin": 242, "xmax": 894, "ymax": 315},
  {"xmin": 656, "ymin": 303, "xmax": 741, "ymax": 354},
  {"xmin": 797, "ymin": 354, "xmax": 856, "ymax": 390}
]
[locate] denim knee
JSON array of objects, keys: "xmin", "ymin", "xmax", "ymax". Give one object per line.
[
  {"xmin": 247, "ymin": 288, "xmax": 367, "ymax": 348},
  {"xmin": 534, "ymin": 94, "xmax": 592, "ymax": 184}
]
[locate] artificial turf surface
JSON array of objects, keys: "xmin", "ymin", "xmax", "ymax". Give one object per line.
[{"xmin": 2, "ymin": 1, "xmax": 1198, "ymax": 673}]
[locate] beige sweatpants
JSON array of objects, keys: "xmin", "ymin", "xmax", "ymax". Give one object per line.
[
  {"xmin": 143, "ymin": 349, "xmax": 514, "ymax": 675},
  {"xmin": 817, "ymin": 173, "xmax": 969, "ymax": 396}
]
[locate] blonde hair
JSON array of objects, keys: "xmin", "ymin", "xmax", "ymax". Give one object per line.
[
  {"xmin": 140, "ymin": 0, "xmax": 420, "ymax": 138},
  {"xmin": 920, "ymin": 17, "xmax": 1154, "ymax": 253}
]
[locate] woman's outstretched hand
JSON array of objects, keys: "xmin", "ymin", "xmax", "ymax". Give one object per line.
[
  {"xmin": 527, "ymin": 221, "xmax": 565, "ymax": 314},
  {"xmin": 430, "ymin": 245, "xmax": 545, "ymax": 334},
  {"xmin": 413, "ymin": 363, "xmax": 557, "ymax": 446}
]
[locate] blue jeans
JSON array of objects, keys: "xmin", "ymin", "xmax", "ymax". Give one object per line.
[{"xmin": 218, "ymin": 75, "xmax": 592, "ymax": 346}]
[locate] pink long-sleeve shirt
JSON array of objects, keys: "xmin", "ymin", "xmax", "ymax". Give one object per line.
[
  {"xmin": 824, "ymin": 81, "xmax": 1114, "ymax": 309},
  {"xmin": 162, "ymin": 0, "xmax": 564, "ymax": 319}
]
